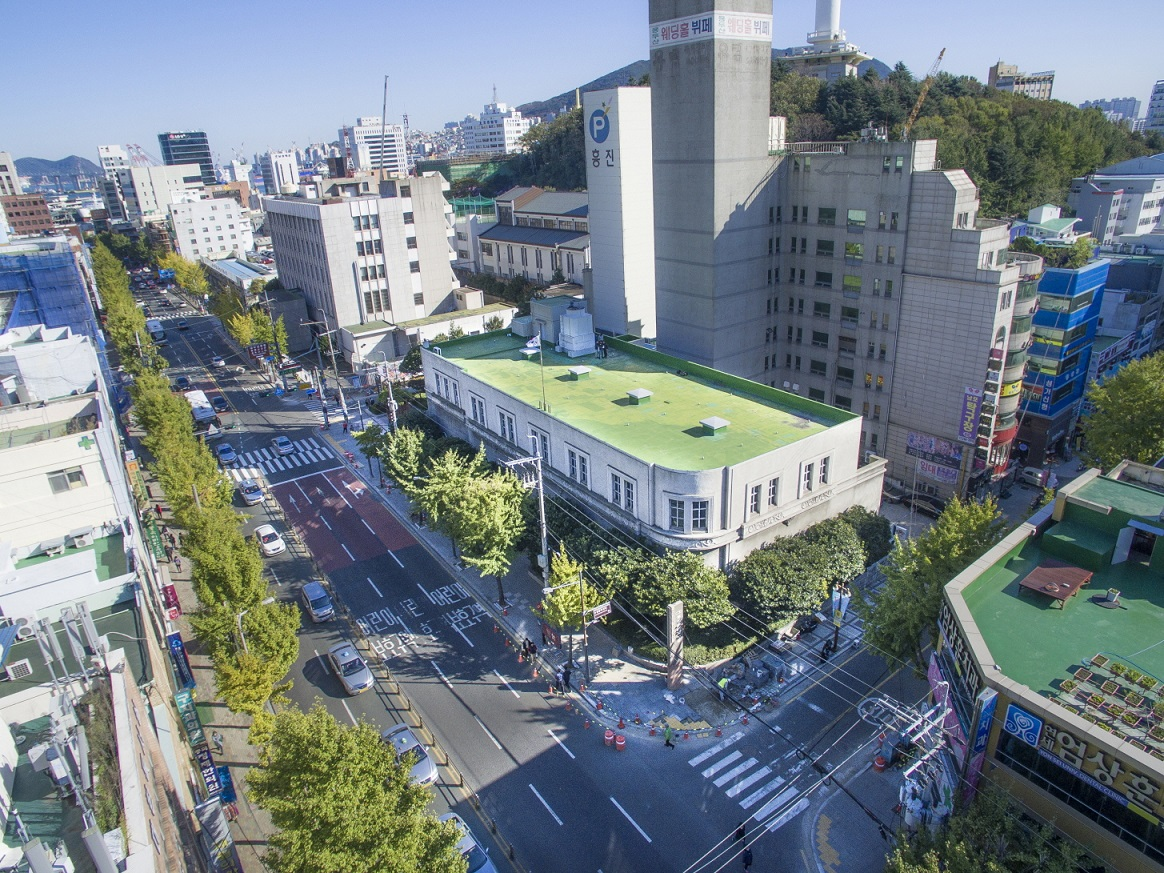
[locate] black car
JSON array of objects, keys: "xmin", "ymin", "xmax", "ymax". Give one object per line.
[
  {"xmin": 211, "ymin": 395, "xmax": 229, "ymax": 412},
  {"xmin": 177, "ymin": 319, "xmax": 189, "ymax": 330},
  {"xmin": 173, "ymin": 376, "xmax": 190, "ymax": 391},
  {"xmin": 905, "ymin": 494, "xmax": 946, "ymax": 519}
]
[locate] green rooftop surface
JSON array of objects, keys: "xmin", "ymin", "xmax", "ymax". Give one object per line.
[
  {"xmin": 433, "ymin": 333, "xmax": 852, "ymax": 470},
  {"xmin": 14, "ymin": 531, "xmax": 128, "ymax": 581},
  {"xmin": 1075, "ymin": 476, "xmax": 1164, "ymax": 519},
  {"xmin": 962, "ymin": 539, "xmax": 1164, "ymax": 695}
]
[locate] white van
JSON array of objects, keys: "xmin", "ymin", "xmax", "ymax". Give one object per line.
[{"xmin": 1020, "ymin": 467, "xmax": 1047, "ymax": 488}]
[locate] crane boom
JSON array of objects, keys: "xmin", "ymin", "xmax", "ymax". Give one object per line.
[{"xmin": 901, "ymin": 48, "xmax": 946, "ymax": 142}]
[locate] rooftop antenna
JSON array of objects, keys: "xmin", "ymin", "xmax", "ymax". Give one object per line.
[
  {"xmin": 492, "ymin": 83, "xmax": 497, "ymax": 105},
  {"xmin": 380, "ymin": 74, "xmax": 389, "ymax": 179}
]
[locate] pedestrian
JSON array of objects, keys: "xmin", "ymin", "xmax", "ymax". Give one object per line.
[
  {"xmin": 343, "ymin": 420, "xmax": 349, "ymax": 433},
  {"xmin": 522, "ymin": 638, "xmax": 532, "ymax": 659},
  {"xmin": 742, "ymin": 847, "xmax": 753, "ymax": 871},
  {"xmin": 562, "ymin": 666, "xmax": 572, "ymax": 692},
  {"xmin": 211, "ymin": 730, "xmax": 224, "ymax": 754},
  {"xmin": 541, "ymin": 626, "xmax": 549, "ymax": 647},
  {"xmin": 155, "ymin": 503, "xmax": 163, "ymax": 518},
  {"xmin": 529, "ymin": 641, "xmax": 537, "ymax": 660},
  {"xmin": 165, "ymin": 545, "xmax": 174, "ymax": 562},
  {"xmin": 173, "ymin": 555, "xmax": 182, "ymax": 572},
  {"xmin": 734, "ymin": 822, "xmax": 746, "ymax": 843},
  {"xmin": 664, "ymin": 725, "xmax": 675, "ymax": 749},
  {"xmin": 554, "ymin": 667, "xmax": 564, "ymax": 693}
]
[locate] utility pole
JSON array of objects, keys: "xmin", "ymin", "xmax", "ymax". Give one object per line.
[
  {"xmin": 259, "ymin": 286, "xmax": 288, "ymax": 391},
  {"xmin": 504, "ymin": 435, "xmax": 549, "ymax": 583}
]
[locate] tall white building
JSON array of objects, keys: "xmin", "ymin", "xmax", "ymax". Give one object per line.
[
  {"xmin": 97, "ymin": 145, "xmax": 130, "ymax": 179},
  {"xmin": 1147, "ymin": 80, "xmax": 1164, "ymax": 134},
  {"xmin": 463, "ymin": 101, "xmax": 537, "ymax": 155},
  {"xmin": 338, "ymin": 117, "xmax": 407, "ymax": 175},
  {"xmin": 1067, "ymin": 154, "xmax": 1164, "ymax": 245},
  {"xmin": 259, "ymin": 149, "xmax": 300, "ymax": 195},
  {"xmin": 169, "ymin": 198, "xmax": 253, "ymax": 261},
  {"xmin": 987, "ymin": 61, "xmax": 1055, "ymax": 101},
  {"xmin": 583, "ymin": 87, "xmax": 656, "ymax": 338},
  {"xmin": 264, "ymin": 173, "xmax": 457, "ymax": 362},
  {"xmin": 113, "ymin": 164, "xmax": 205, "ymax": 223}
]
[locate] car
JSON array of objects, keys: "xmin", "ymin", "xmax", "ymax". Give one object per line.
[
  {"xmin": 254, "ymin": 523, "xmax": 286, "ymax": 556},
  {"xmin": 142, "ymin": 307, "xmax": 153, "ymax": 316},
  {"xmin": 238, "ymin": 479, "xmax": 264, "ymax": 506},
  {"xmin": 211, "ymin": 355, "xmax": 226, "ymax": 369},
  {"xmin": 1019, "ymin": 466, "xmax": 1048, "ymax": 488},
  {"xmin": 881, "ymin": 482, "xmax": 908, "ymax": 505},
  {"xmin": 904, "ymin": 494, "xmax": 946, "ymax": 519},
  {"xmin": 439, "ymin": 813, "xmax": 498, "ymax": 873},
  {"xmin": 381, "ymin": 724, "xmax": 438, "ymax": 786},
  {"xmin": 211, "ymin": 395, "xmax": 229, "ymax": 413},
  {"xmin": 177, "ymin": 319, "xmax": 189, "ymax": 330},
  {"xmin": 300, "ymin": 581, "xmax": 334, "ymax": 622},
  {"xmin": 326, "ymin": 642, "xmax": 374, "ymax": 695},
  {"xmin": 215, "ymin": 442, "xmax": 238, "ymax": 466},
  {"xmin": 173, "ymin": 375, "xmax": 190, "ymax": 391},
  {"xmin": 272, "ymin": 435, "xmax": 295, "ymax": 455}
]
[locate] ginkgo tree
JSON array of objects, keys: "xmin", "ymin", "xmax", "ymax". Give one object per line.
[{"xmin": 540, "ymin": 550, "xmax": 601, "ymax": 668}]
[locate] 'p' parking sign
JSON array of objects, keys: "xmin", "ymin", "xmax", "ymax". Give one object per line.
[{"xmin": 589, "ymin": 107, "xmax": 610, "ymax": 143}]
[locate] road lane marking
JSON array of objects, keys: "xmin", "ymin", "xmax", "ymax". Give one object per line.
[
  {"xmin": 362, "ymin": 519, "xmax": 377, "ymax": 536},
  {"xmin": 453, "ymin": 624, "xmax": 474, "ymax": 648},
  {"xmin": 474, "ymin": 716, "xmax": 502, "ymax": 750},
  {"xmin": 321, "ymin": 516, "xmax": 332, "ymax": 530},
  {"xmin": 277, "ymin": 466, "xmax": 345, "ymax": 487},
  {"xmin": 340, "ymin": 700, "xmax": 357, "ymax": 725},
  {"xmin": 547, "ymin": 728, "xmax": 575, "ymax": 760},
  {"xmin": 765, "ymin": 797, "xmax": 810, "ymax": 833},
  {"xmin": 322, "ymin": 473, "xmax": 353, "ymax": 508},
  {"xmin": 493, "ymin": 669, "xmax": 520, "ymax": 698},
  {"xmin": 432, "ymin": 660, "xmax": 452, "ymax": 688},
  {"xmin": 688, "ymin": 731, "xmax": 744, "ymax": 766},
  {"xmin": 367, "ymin": 577, "xmax": 383, "ymax": 597},
  {"xmin": 529, "ymin": 784, "xmax": 562, "ymax": 825},
  {"xmin": 341, "ymin": 544, "xmax": 355, "ymax": 561},
  {"xmin": 388, "ymin": 550, "xmax": 404, "ymax": 568},
  {"xmin": 800, "ymin": 699, "xmax": 827, "ymax": 716},
  {"xmin": 295, "ymin": 480, "xmax": 311, "ymax": 501},
  {"xmin": 610, "ymin": 797, "xmax": 651, "ymax": 843},
  {"xmin": 726, "ymin": 765, "xmax": 773, "ymax": 798},
  {"xmin": 702, "ymin": 750, "xmax": 742, "ymax": 778},
  {"xmin": 740, "ymin": 776, "xmax": 785, "ymax": 810}
]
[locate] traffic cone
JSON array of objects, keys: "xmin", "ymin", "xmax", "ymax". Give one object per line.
[
  {"xmin": 493, "ymin": 625, "xmax": 499, "ymax": 633},
  {"xmin": 596, "ymin": 700, "xmax": 603, "ymax": 711},
  {"xmin": 618, "ymin": 717, "xmax": 625, "ymax": 729},
  {"xmin": 634, "ymin": 714, "xmax": 641, "ymax": 725},
  {"xmin": 683, "ymin": 732, "xmax": 690, "ymax": 741},
  {"xmin": 716, "ymin": 727, "xmax": 722, "ymax": 737},
  {"xmin": 742, "ymin": 715, "xmax": 749, "ymax": 725},
  {"xmin": 533, "ymin": 667, "xmax": 539, "ymax": 678},
  {"xmin": 584, "ymin": 718, "xmax": 591, "ymax": 729},
  {"xmin": 518, "ymin": 652, "xmax": 524, "ymax": 663},
  {"xmin": 502, "ymin": 607, "xmax": 508, "ymax": 616},
  {"xmin": 504, "ymin": 637, "xmax": 510, "ymax": 647}
]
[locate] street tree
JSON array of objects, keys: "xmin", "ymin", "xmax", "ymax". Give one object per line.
[
  {"xmin": 184, "ymin": 508, "xmax": 268, "ymax": 608},
  {"xmin": 540, "ymin": 550, "xmax": 600, "ymax": 666},
  {"xmin": 1080, "ymin": 352, "xmax": 1164, "ymax": 469},
  {"xmin": 839, "ymin": 505, "xmax": 893, "ymax": 564},
  {"xmin": 856, "ymin": 497, "xmax": 1004, "ymax": 676},
  {"xmin": 247, "ymin": 704, "xmax": 465, "ymax": 873},
  {"xmin": 158, "ymin": 252, "xmax": 209, "ymax": 299},
  {"xmin": 598, "ymin": 547, "xmax": 733, "ymax": 630},
  {"xmin": 226, "ymin": 312, "xmax": 256, "ymax": 347},
  {"xmin": 384, "ymin": 427, "xmax": 428, "ymax": 498},
  {"xmin": 400, "ymin": 345, "xmax": 423, "ymax": 374},
  {"xmin": 415, "ymin": 447, "xmax": 490, "ymax": 555},
  {"xmin": 455, "ymin": 468, "xmax": 528, "ymax": 606},
  {"xmin": 484, "ymin": 315, "xmax": 504, "ymax": 331}
]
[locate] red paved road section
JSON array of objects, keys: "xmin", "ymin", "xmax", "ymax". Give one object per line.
[{"xmin": 271, "ymin": 470, "xmax": 416, "ymax": 573}]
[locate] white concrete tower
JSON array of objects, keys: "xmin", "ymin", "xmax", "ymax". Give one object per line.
[{"xmin": 809, "ymin": 0, "xmax": 843, "ymax": 44}]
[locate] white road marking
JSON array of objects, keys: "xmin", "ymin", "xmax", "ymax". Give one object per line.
[
  {"xmin": 610, "ymin": 797, "xmax": 652, "ymax": 843},
  {"xmin": 726, "ymin": 765, "xmax": 773, "ymax": 798},
  {"xmin": 547, "ymin": 728, "xmax": 575, "ymax": 759},
  {"xmin": 529, "ymin": 784, "xmax": 562, "ymax": 825},
  {"xmin": 764, "ymin": 797, "xmax": 810, "ymax": 833},
  {"xmin": 453, "ymin": 624, "xmax": 474, "ymax": 648},
  {"xmin": 801, "ymin": 699, "xmax": 827, "ymax": 716},
  {"xmin": 295, "ymin": 480, "xmax": 311, "ymax": 501},
  {"xmin": 340, "ymin": 700, "xmax": 357, "ymax": 725},
  {"xmin": 688, "ymin": 732, "xmax": 744, "ymax": 767},
  {"xmin": 714, "ymin": 758, "xmax": 759, "ymax": 788},
  {"xmin": 432, "ymin": 660, "xmax": 452, "ymax": 689},
  {"xmin": 494, "ymin": 669, "xmax": 520, "ymax": 698},
  {"xmin": 323, "ymin": 473, "xmax": 353, "ymax": 508},
  {"xmin": 474, "ymin": 716, "xmax": 502, "ymax": 750},
  {"xmin": 740, "ymin": 776, "xmax": 786, "ymax": 810},
  {"xmin": 388, "ymin": 550, "xmax": 403, "ymax": 568},
  {"xmin": 702, "ymin": 750, "xmax": 743, "ymax": 779},
  {"xmin": 341, "ymin": 544, "xmax": 355, "ymax": 561},
  {"xmin": 321, "ymin": 516, "xmax": 332, "ymax": 530},
  {"xmin": 753, "ymin": 785, "xmax": 799, "ymax": 822},
  {"xmin": 278, "ymin": 466, "xmax": 345, "ymax": 487},
  {"xmin": 362, "ymin": 519, "xmax": 377, "ymax": 536},
  {"xmin": 367, "ymin": 577, "xmax": 383, "ymax": 598}
]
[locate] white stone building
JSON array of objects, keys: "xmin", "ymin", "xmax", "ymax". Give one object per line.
[
  {"xmin": 259, "ymin": 149, "xmax": 300, "ymax": 195},
  {"xmin": 462, "ymin": 101, "xmax": 536, "ymax": 155},
  {"xmin": 338, "ymin": 117, "xmax": 408, "ymax": 175},
  {"xmin": 1068, "ymin": 155, "xmax": 1164, "ymax": 246},
  {"xmin": 112, "ymin": 164, "xmax": 205, "ymax": 224},
  {"xmin": 169, "ymin": 198, "xmax": 253, "ymax": 261},
  {"xmin": 479, "ymin": 188, "xmax": 590, "ymax": 285}
]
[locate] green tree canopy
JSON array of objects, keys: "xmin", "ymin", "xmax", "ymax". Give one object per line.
[
  {"xmin": 384, "ymin": 426, "xmax": 428, "ymax": 498},
  {"xmin": 416, "ymin": 447, "xmax": 490, "ymax": 549},
  {"xmin": 247, "ymin": 704, "xmax": 465, "ymax": 873},
  {"xmin": 1080, "ymin": 352, "xmax": 1164, "ymax": 470},
  {"xmin": 184, "ymin": 507, "xmax": 268, "ymax": 608},
  {"xmin": 856, "ymin": 498, "xmax": 1005, "ymax": 675},
  {"xmin": 454, "ymin": 468, "xmax": 528, "ymax": 605},
  {"xmin": 400, "ymin": 346, "xmax": 423, "ymax": 374},
  {"xmin": 597, "ymin": 547, "xmax": 733, "ymax": 630}
]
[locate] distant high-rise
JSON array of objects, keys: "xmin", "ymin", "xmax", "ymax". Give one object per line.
[
  {"xmin": 1147, "ymin": 80, "xmax": 1164, "ymax": 134},
  {"xmin": 0, "ymin": 151, "xmax": 21, "ymax": 197},
  {"xmin": 259, "ymin": 150, "xmax": 300, "ymax": 195},
  {"xmin": 462, "ymin": 100, "xmax": 536, "ymax": 155},
  {"xmin": 158, "ymin": 130, "xmax": 216, "ymax": 186},
  {"xmin": 338, "ymin": 117, "xmax": 407, "ymax": 176},
  {"xmin": 97, "ymin": 145, "xmax": 131, "ymax": 179},
  {"xmin": 987, "ymin": 62, "xmax": 1055, "ymax": 101},
  {"xmin": 1078, "ymin": 97, "xmax": 1142, "ymax": 122}
]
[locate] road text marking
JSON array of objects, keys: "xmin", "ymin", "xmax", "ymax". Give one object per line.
[
  {"xmin": 610, "ymin": 797, "xmax": 652, "ymax": 843},
  {"xmin": 529, "ymin": 784, "xmax": 562, "ymax": 825}
]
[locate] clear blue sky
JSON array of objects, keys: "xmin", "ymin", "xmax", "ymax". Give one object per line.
[{"xmin": 5, "ymin": 0, "xmax": 1158, "ymax": 161}]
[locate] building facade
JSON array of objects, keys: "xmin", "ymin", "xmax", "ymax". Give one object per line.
[
  {"xmin": 1, "ymin": 194, "xmax": 54, "ymax": 236},
  {"xmin": 1147, "ymin": 80, "xmax": 1164, "ymax": 134},
  {"xmin": 168, "ymin": 198, "xmax": 253, "ymax": 261},
  {"xmin": 112, "ymin": 164, "xmax": 205, "ymax": 224},
  {"xmin": 423, "ymin": 331, "xmax": 885, "ymax": 567},
  {"xmin": 259, "ymin": 149, "xmax": 300, "ymax": 195},
  {"xmin": 264, "ymin": 173, "xmax": 457, "ymax": 362},
  {"xmin": 157, "ymin": 130, "xmax": 215, "ymax": 186},
  {"xmin": 987, "ymin": 62, "xmax": 1055, "ymax": 100},
  {"xmin": 583, "ymin": 86, "xmax": 656, "ymax": 338},
  {"xmin": 338, "ymin": 117, "xmax": 407, "ymax": 176},
  {"xmin": 478, "ymin": 187, "xmax": 590, "ymax": 285},
  {"xmin": 462, "ymin": 101, "xmax": 536, "ymax": 155},
  {"xmin": 1068, "ymin": 155, "xmax": 1164, "ymax": 246},
  {"xmin": 0, "ymin": 151, "xmax": 22, "ymax": 197},
  {"xmin": 0, "ymin": 237, "xmax": 101, "ymax": 343}
]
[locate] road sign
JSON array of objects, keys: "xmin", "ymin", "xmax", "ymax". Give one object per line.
[
  {"xmin": 590, "ymin": 601, "xmax": 612, "ymax": 620},
  {"xmin": 247, "ymin": 343, "xmax": 269, "ymax": 359}
]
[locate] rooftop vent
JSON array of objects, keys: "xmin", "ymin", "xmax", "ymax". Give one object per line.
[
  {"xmin": 700, "ymin": 416, "xmax": 730, "ymax": 435},
  {"xmin": 627, "ymin": 388, "xmax": 653, "ymax": 405},
  {"xmin": 520, "ymin": 348, "xmax": 539, "ymax": 361},
  {"xmin": 568, "ymin": 366, "xmax": 591, "ymax": 380}
]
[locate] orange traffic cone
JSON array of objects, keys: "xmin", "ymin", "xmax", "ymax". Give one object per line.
[{"xmin": 618, "ymin": 716, "xmax": 626, "ymax": 729}]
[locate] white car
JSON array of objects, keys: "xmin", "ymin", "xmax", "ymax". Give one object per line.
[
  {"xmin": 381, "ymin": 724, "xmax": 437, "ymax": 786},
  {"xmin": 254, "ymin": 523, "xmax": 286, "ymax": 556},
  {"xmin": 272, "ymin": 435, "xmax": 295, "ymax": 455},
  {"xmin": 211, "ymin": 355, "xmax": 226, "ymax": 369},
  {"xmin": 326, "ymin": 642, "xmax": 374, "ymax": 695},
  {"xmin": 439, "ymin": 813, "xmax": 498, "ymax": 873}
]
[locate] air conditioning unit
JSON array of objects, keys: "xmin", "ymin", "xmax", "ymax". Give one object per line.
[
  {"xmin": 792, "ymin": 383, "xmax": 800, "ymax": 391},
  {"xmin": 42, "ymin": 538, "xmax": 66, "ymax": 557},
  {"xmin": 782, "ymin": 381, "xmax": 791, "ymax": 388},
  {"xmin": 15, "ymin": 620, "xmax": 33, "ymax": 641},
  {"xmin": 4, "ymin": 659, "xmax": 32, "ymax": 682},
  {"xmin": 69, "ymin": 528, "xmax": 94, "ymax": 549}
]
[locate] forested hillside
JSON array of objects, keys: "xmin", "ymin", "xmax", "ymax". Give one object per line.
[{"xmin": 495, "ymin": 65, "xmax": 1162, "ymax": 219}]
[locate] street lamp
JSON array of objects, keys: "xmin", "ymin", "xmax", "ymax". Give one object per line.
[
  {"xmin": 234, "ymin": 597, "xmax": 276, "ymax": 654},
  {"xmin": 543, "ymin": 569, "xmax": 592, "ymax": 685}
]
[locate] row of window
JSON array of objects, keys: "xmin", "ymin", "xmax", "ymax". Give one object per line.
[
  {"xmin": 499, "ymin": 244, "xmax": 577, "ymax": 275},
  {"xmin": 769, "ymin": 267, "xmax": 898, "ymax": 297},
  {"xmin": 783, "ymin": 237, "xmax": 898, "ymax": 264},
  {"xmin": 513, "ymin": 216, "xmax": 588, "ymax": 232},
  {"xmin": 776, "ymin": 205, "xmax": 903, "ymax": 229}
]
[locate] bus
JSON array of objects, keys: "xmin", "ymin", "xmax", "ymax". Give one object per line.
[
  {"xmin": 184, "ymin": 389, "xmax": 222, "ymax": 439},
  {"xmin": 146, "ymin": 318, "xmax": 167, "ymax": 343}
]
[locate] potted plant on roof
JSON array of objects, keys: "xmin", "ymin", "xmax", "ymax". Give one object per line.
[
  {"xmin": 1102, "ymin": 679, "xmax": 1120, "ymax": 695},
  {"xmin": 1126, "ymin": 669, "xmax": 1144, "ymax": 686},
  {"xmin": 1149, "ymin": 724, "xmax": 1164, "ymax": 744},
  {"xmin": 1092, "ymin": 654, "xmax": 1110, "ymax": 669},
  {"xmin": 1139, "ymin": 674, "xmax": 1159, "ymax": 692},
  {"xmin": 1123, "ymin": 711, "xmax": 1143, "ymax": 729},
  {"xmin": 1153, "ymin": 701, "xmax": 1164, "ymax": 721},
  {"xmin": 1075, "ymin": 666, "xmax": 1094, "ymax": 683},
  {"xmin": 1059, "ymin": 679, "xmax": 1077, "ymax": 694},
  {"xmin": 1125, "ymin": 690, "xmax": 1144, "ymax": 708},
  {"xmin": 1088, "ymin": 693, "xmax": 1105, "ymax": 709},
  {"xmin": 1110, "ymin": 661, "xmax": 1127, "ymax": 677},
  {"xmin": 1107, "ymin": 702, "xmax": 1125, "ymax": 718}
]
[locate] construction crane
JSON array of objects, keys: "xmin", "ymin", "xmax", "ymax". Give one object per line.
[
  {"xmin": 127, "ymin": 144, "xmax": 160, "ymax": 167},
  {"xmin": 901, "ymin": 48, "xmax": 945, "ymax": 142}
]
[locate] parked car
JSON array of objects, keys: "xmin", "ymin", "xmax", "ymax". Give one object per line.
[
  {"xmin": 439, "ymin": 813, "xmax": 498, "ymax": 873},
  {"xmin": 173, "ymin": 375, "xmax": 190, "ymax": 391},
  {"xmin": 327, "ymin": 642, "xmax": 374, "ymax": 695},
  {"xmin": 211, "ymin": 355, "xmax": 226, "ymax": 369},
  {"xmin": 272, "ymin": 435, "xmax": 295, "ymax": 456},
  {"xmin": 904, "ymin": 494, "xmax": 946, "ymax": 519},
  {"xmin": 215, "ymin": 443, "xmax": 238, "ymax": 466},
  {"xmin": 300, "ymin": 581, "xmax": 334, "ymax": 622},
  {"xmin": 1019, "ymin": 466, "xmax": 1047, "ymax": 488},
  {"xmin": 382, "ymin": 724, "xmax": 437, "ymax": 786},
  {"xmin": 881, "ymin": 482, "xmax": 908, "ymax": 505},
  {"xmin": 211, "ymin": 395, "xmax": 229, "ymax": 413},
  {"xmin": 254, "ymin": 523, "xmax": 286, "ymax": 556},
  {"xmin": 238, "ymin": 479, "xmax": 264, "ymax": 506}
]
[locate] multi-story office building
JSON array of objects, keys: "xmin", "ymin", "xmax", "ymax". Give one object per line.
[
  {"xmin": 338, "ymin": 117, "xmax": 407, "ymax": 176},
  {"xmin": 583, "ymin": 86, "xmax": 656, "ymax": 338},
  {"xmin": 264, "ymin": 173, "xmax": 457, "ymax": 362},
  {"xmin": 1079, "ymin": 97, "xmax": 1142, "ymax": 125},
  {"xmin": 112, "ymin": 164, "xmax": 205, "ymax": 224},
  {"xmin": 0, "ymin": 151, "xmax": 22, "ymax": 197},
  {"xmin": 478, "ymin": 187, "xmax": 590, "ymax": 285},
  {"xmin": 462, "ymin": 100, "xmax": 536, "ymax": 155},
  {"xmin": 157, "ymin": 130, "xmax": 215, "ymax": 186},
  {"xmin": 259, "ymin": 149, "xmax": 300, "ymax": 196},
  {"xmin": 1017, "ymin": 260, "xmax": 1108, "ymax": 463},
  {"xmin": 1147, "ymin": 80, "xmax": 1164, "ymax": 134},
  {"xmin": 1068, "ymin": 154, "xmax": 1164, "ymax": 246},
  {"xmin": 988, "ymin": 61, "xmax": 1055, "ymax": 100},
  {"xmin": 941, "ymin": 462, "xmax": 1164, "ymax": 873},
  {"xmin": 1, "ymin": 194, "xmax": 54, "ymax": 236},
  {"xmin": 779, "ymin": 0, "xmax": 869, "ymax": 82},
  {"xmin": 96, "ymin": 144, "xmax": 130, "ymax": 178},
  {"xmin": 168, "ymin": 198, "xmax": 253, "ymax": 261}
]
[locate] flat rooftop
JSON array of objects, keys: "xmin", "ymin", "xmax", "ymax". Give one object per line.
[
  {"xmin": 433, "ymin": 333, "xmax": 852, "ymax": 470},
  {"xmin": 14, "ymin": 531, "xmax": 128, "ymax": 582}
]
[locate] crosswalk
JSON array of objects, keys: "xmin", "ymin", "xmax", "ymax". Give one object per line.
[
  {"xmin": 688, "ymin": 732, "xmax": 810, "ymax": 832},
  {"xmin": 223, "ymin": 437, "xmax": 336, "ymax": 482}
]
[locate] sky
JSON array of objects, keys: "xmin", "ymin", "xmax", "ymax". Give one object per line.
[{"xmin": 4, "ymin": 0, "xmax": 1159, "ymax": 162}]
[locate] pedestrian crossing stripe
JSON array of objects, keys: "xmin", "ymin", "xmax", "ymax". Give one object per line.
[
  {"xmin": 688, "ymin": 732, "xmax": 744, "ymax": 767},
  {"xmin": 702, "ymin": 750, "xmax": 743, "ymax": 779},
  {"xmin": 688, "ymin": 736, "xmax": 810, "ymax": 830},
  {"xmin": 739, "ymin": 775, "xmax": 784, "ymax": 809}
]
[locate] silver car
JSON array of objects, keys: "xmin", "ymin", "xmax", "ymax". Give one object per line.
[
  {"xmin": 300, "ymin": 581, "xmax": 334, "ymax": 622},
  {"xmin": 381, "ymin": 723, "xmax": 437, "ymax": 786},
  {"xmin": 326, "ymin": 642, "xmax": 373, "ymax": 695},
  {"xmin": 439, "ymin": 813, "xmax": 498, "ymax": 873}
]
